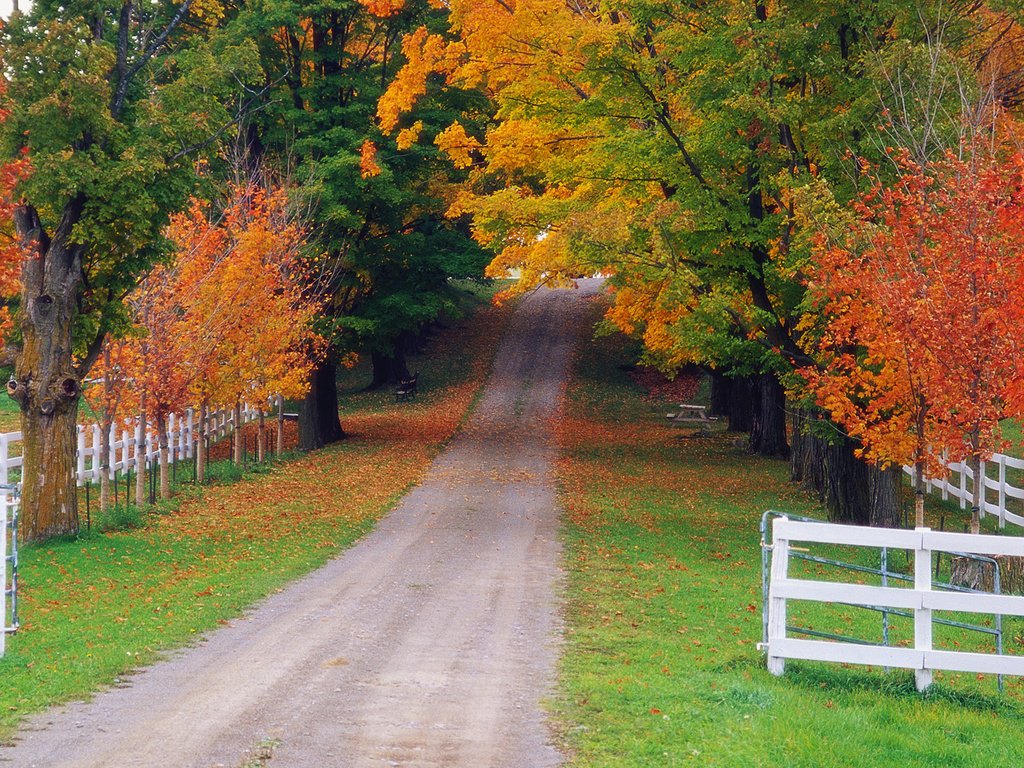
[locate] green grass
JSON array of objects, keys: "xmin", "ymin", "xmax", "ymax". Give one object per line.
[{"xmin": 555, "ymin": 326, "xmax": 1024, "ymax": 767}]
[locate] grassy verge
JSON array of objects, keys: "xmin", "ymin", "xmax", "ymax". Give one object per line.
[
  {"xmin": 0, "ymin": 287, "xmax": 508, "ymax": 739},
  {"xmin": 555, "ymin": 315, "xmax": 1024, "ymax": 767}
]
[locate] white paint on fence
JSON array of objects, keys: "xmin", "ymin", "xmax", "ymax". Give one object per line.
[
  {"xmin": 0, "ymin": 486, "xmax": 15, "ymax": 657},
  {"xmin": 763, "ymin": 517, "xmax": 1024, "ymax": 691},
  {"xmin": 0, "ymin": 404, "xmax": 267, "ymax": 486},
  {"xmin": 904, "ymin": 453, "xmax": 1024, "ymax": 529}
]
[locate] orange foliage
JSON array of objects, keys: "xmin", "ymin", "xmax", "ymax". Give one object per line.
[
  {"xmin": 164, "ymin": 183, "xmax": 326, "ymax": 411},
  {"xmin": 800, "ymin": 144, "xmax": 1024, "ymax": 479},
  {"xmin": 359, "ymin": 140, "xmax": 382, "ymax": 178},
  {"xmin": 90, "ymin": 183, "xmax": 326, "ymax": 428}
]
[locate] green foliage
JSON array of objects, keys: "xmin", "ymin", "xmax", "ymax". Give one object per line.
[
  {"xmin": 0, "ymin": 5, "xmax": 260, "ymax": 357},
  {"xmin": 227, "ymin": 0, "xmax": 491, "ymax": 364}
]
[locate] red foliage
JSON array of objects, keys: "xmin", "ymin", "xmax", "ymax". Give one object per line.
[{"xmin": 801, "ymin": 143, "xmax": 1024, "ymax": 509}]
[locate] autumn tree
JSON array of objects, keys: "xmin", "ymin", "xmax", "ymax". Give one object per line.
[
  {"xmin": 379, "ymin": 0, "xmax": 1024, "ymax": 525},
  {"xmin": 802, "ymin": 142, "xmax": 1024, "ymax": 533},
  {"xmin": 0, "ymin": 4, "xmax": 260, "ymax": 540},
  {"xmin": 162, "ymin": 181, "xmax": 325, "ymax": 481}
]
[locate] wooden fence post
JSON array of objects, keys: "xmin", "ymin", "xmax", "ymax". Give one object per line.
[
  {"xmin": 914, "ymin": 528, "xmax": 933, "ymax": 692},
  {"xmin": 766, "ymin": 518, "xmax": 790, "ymax": 676}
]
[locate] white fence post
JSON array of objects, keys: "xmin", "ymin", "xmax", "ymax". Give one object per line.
[
  {"xmin": 76, "ymin": 426, "xmax": 85, "ymax": 487},
  {"xmin": 0, "ymin": 433, "xmax": 8, "ymax": 486},
  {"xmin": 913, "ymin": 528, "xmax": 933, "ymax": 691},
  {"xmin": 766, "ymin": 520, "xmax": 790, "ymax": 676},
  {"xmin": 998, "ymin": 456, "xmax": 1007, "ymax": 529},
  {"xmin": 91, "ymin": 425, "xmax": 101, "ymax": 482}
]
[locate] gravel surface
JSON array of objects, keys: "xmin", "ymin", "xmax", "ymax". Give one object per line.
[{"xmin": 1, "ymin": 283, "xmax": 595, "ymax": 768}]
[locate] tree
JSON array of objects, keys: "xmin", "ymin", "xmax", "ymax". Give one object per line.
[
  {"xmin": 0, "ymin": 4, "xmax": 260, "ymax": 540},
  {"xmin": 801, "ymin": 143, "xmax": 1024, "ymax": 532}
]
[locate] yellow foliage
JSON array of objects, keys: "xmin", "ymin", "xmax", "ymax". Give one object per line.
[
  {"xmin": 396, "ymin": 120, "xmax": 424, "ymax": 150},
  {"xmin": 435, "ymin": 122, "xmax": 481, "ymax": 168}
]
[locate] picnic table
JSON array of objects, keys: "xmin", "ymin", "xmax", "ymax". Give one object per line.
[{"xmin": 665, "ymin": 403, "xmax": 715, "ymax": 425}]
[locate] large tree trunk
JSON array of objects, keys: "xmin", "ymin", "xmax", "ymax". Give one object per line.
[
  {"xmin": 708, "ymin": 370, "xmax": 731, "ymax": 418},
  {"xmin": 368, "ymin": 348, "xmax": 411, "ymax": 390},
  {"xmin": 821, "ymin": 435, "xmax": 871, "ymax": 525},
  {"xmin": 791, "ymin": 410, "xmax": 899, "ymax": 528},
  {"xmin": 299, "ymin": 360, "xmax": 344, "ymax": 451},
  {"xmin": 868, "ymin": 465, "xmax": 901, "ymax": 528},
  {"xmin": 726, "ymin": 375, "xmax": 754, "ymax": 433},
  {"xmin": 157, "ymin": 414, "xmax": 170, "ymax": 501},
  {"xmin": 9, "ymin": 206, "xmax": 86, "ymax": 541},
  {"xmin": 749, "ymin": 373, "xmax": 789, "ymax": 459}
]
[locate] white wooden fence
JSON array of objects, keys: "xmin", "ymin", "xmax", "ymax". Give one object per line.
[
  {"xmin": 0, "ymin": 403, "xmax": 269, "ymax": 486},
  {"xmin": 903, "ymin": 453, "xmax": 1024, "ymax": 529},
  {"xmin": 763, "ymin": 516, "xmax": 1024, "ymax": 691}
]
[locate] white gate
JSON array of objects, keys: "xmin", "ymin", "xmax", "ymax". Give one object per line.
[
  {"xmin": 0, "ymin": 483, "xmax": 18, "ymax": 657},
  {"xmin": 763, "ymin": 516, "xmax": 1024, "ymax": 691}
]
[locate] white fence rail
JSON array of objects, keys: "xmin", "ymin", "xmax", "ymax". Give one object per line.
[
  {"xmin": 904, "ymin": 453, "xmax": 1024, "ymax": 530},
  {"xmin": 0, "ymin": 403, "xmax": 269, "ymax": 487},
  {"xmin": 763, "ymin": 516, "xmax": 1024, "ymax": 691},
  {"xmin": 1, "ymin": 484, "xmax": 17, "ymax": 657}
]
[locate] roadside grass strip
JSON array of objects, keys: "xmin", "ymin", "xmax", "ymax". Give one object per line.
[
  {"xmin": 0, "ymin": 293, "xmax": 507, "ymax": 739},
  {"xmin": 555, "ymin": 318, "xmax": 1024, "ymax": 767}
]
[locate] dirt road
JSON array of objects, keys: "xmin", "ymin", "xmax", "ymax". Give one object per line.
[{"xmin": 2, "ymin": 284, "xmax": 593, "ymax": 768}]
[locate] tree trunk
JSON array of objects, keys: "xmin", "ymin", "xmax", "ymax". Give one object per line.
[
  {"xmin": 708, "ymin": 370, "xmax": 731, "ymax": 418},
  {"xmin": 233, "ymin": 401, "xmax": 243, "ymax": 464},
  {"xmin": 914, "ymin": 462, "xmax": 925, "ymax": 528},
  {"xmin": 368, "ymin": 348, "xmax": 411, "ymax": 390},
  {"xmin": 299, "ymin": 360, "xmax": 344, "ymax": 451},
  {"xmin": 867, "ymin": 465, "xmax": 901, "ymax": 528},
  {"xmin": 789, "ymin": 407, "xmax": 815, "ymax": 485},
  {"xmin": 135, "ymin": 400, "xmax": 147, "ymax": 507},
  {"xmin": 157, "ymin": 415, "xmax": 170, "ymax": 501},
  {"xmin": 257, "ymin": 410, "xmax": 266, "ymax": 463},
  {"xmin": 9, "ymin": 206, "xmax": 86, "ymax": 541},
  {"xmin": 100, "ymin": 417, "xmax": 112, "ymax": 512},
  {"xmin": 969, "ymin": 452, "xmax": 982, "ymax": 535},
  {"xmin": 197, "ymin": 402, "xmax": 208, "ymax": 484},
  {"xmin": 749, "ymin": 373, "xmax": 789, "ymax": 459},
  {"xmin": 725, "ymin": 375, "xmax": 754, "ymax": 433},
  {"xmin": 820, "ymin": 435, "xmax": 871, "ymax": 525}
]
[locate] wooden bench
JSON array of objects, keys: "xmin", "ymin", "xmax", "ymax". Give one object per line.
[
  {"xmin": 666, "ymin": 403, "xmax": 714, "ymax": 424},
  {"xmin": 395, "ymin": 372, "xmax": 419, "ymax": 402}
]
